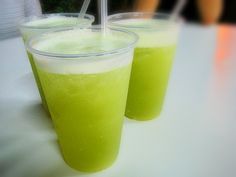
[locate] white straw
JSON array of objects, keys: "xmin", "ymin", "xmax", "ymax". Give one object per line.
[
  {"xmin": 100, "ymin": 0, "xmax": 108, "ymax": 34},
  {"xmin": 78, "ymin": 0, "xmax": 91, "ymax": 19},
  {"xmin": 170, "ymin": 0, "xmax": 186, "ymax": 20}
]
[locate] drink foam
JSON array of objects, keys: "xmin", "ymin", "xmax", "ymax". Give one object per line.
[
  {"xmin": 31, "ymin": 29, "xmax": 134, "ymax": 74},
  {"xmin": 109, "ymin": 19, "xmax": 179, "ymax": 47}
]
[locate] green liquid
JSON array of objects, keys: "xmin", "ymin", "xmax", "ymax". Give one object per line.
[
  {"xmin": 125, "ymin": 46, "xmax": 176, "ymax": 120},
  {"xmin": 23, "ymin": 38, "xmax": 49, "ymax": 112},
  {"xmin": 38, "ymin": 64, "xmax": 131, "ymax": 172},
  {"xmin": 27, "ymin": 52, "xmax": 49, "ymax": 112},
  {"xmin": 21, "ymin": 16, "xmax": 93, "ymax": 112}
]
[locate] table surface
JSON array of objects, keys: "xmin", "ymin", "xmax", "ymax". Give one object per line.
[{"xmin": 0, "ymin": 24, "xmax": 235, "ymax": 177}]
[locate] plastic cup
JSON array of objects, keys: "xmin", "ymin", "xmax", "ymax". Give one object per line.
[
  {"xmin": 19, "ymin": 13, "xmax": 94, "ymax": 112},
  {"xmin": 26, "ymin": 27, "xmax": 138, "ymax": 172},
  {"xmin": 108, "ymin": 12, "xmax": 182, "ymax": 121}
]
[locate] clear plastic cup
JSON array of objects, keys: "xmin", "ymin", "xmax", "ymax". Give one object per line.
[
  {"xmin": 20, "ymin": 13, "xmax": 95, "ymax": 41},
  {"xmin": 19, "ymin": 13, "xmax": 94, "ymax": 112},
  {"xmin": 26, "ymin": 27, "xmax": 138, "ymax": 172},
  {"xmin": 108, "ymin": 12, "xmax": 182, "ymax": 120}
]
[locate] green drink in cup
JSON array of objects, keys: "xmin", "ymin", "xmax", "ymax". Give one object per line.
[
  {"xmin": 27, "ymin": 28, "xmax": 138, "ymax": 172},
  {"xmin": 108, "ymin": 12, "xmax": 181, "ymax": 120},
  {"xmin": 19, "ymin": 13, "xmax": 94, "ymax": 112}
]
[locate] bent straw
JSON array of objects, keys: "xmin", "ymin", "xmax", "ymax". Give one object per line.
[
  {"xmin": 78, "ymin": 0, "xmax": 91, "ymax": 19},
  {"xmin": 170, "ymin": 0, "xmax": 186, "ymax": 20}
]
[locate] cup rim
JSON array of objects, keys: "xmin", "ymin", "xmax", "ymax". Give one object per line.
[
  {"xmin": 107, "ymin": 12, "xmax": 183, "ymax": 30},
  {"xmin": 19, "ymin": 13, "xmax": 95, "ymax": 30},
  {"xmin": 26, "ymin": 27, "xmax": 139, "ymax": 60}
]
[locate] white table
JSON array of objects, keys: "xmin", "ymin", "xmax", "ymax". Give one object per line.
[{"xmin": 0, "ymin": 24, "xmax": 235, "ymax": 177}]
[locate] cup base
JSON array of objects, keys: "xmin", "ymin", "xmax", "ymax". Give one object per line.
[
  {"xmin": 62, "ymin": 153, "xmax": 119, "ymax": 173},
  {"xmin": 125, "ymin": 111, "xmax": 162, "ymax": 121}
]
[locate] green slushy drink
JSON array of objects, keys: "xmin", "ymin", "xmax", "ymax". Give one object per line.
[
  {"xmin": 20, "ymin": 13, "xmax": 94, "ymax": 111},
  {"xmin": 27, "ymin": 28, "xmax": 137, "ymax": 171},
  {"xmin": 108, "ymin": 13, "xmax": 181, "ymax": 120}
]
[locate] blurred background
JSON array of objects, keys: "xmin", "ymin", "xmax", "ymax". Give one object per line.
[
  {"xmin": 40, "ymin": 0, "xmax": 235, "ymax": 24},
  {"xmin": 0, "ymin": 0, "xmax": 236, "ymax": 40}
]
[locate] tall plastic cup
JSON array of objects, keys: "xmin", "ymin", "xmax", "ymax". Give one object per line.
[
  {"xmin": 26, "ymin": 28, "xmax": 138, "ymax": 172},
  {"xmin": 108, "ymin": 12, "xmax": 181, "ymax": 121},
  {"xmin": 19, "ymin": 13, "xmax": 94, "ymax": 112}
]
